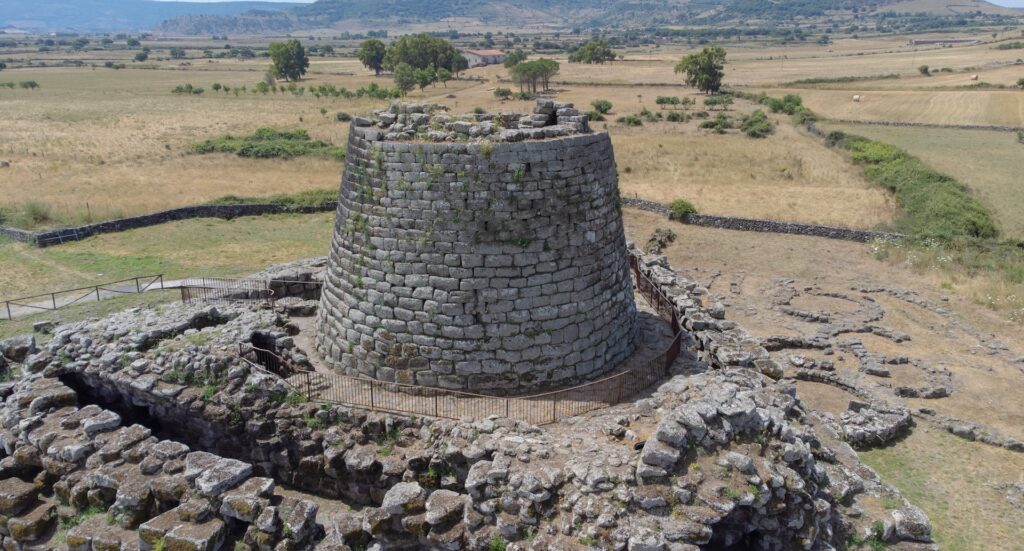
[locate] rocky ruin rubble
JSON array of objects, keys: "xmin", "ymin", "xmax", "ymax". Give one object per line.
[{"xmin": 0, "ymin": 253, "xmax": 938, "ymax": 550}]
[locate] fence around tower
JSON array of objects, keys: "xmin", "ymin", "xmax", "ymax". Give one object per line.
[{"xmin": 238, "ymin": 255, "xmax": 684, "ymax": 425}]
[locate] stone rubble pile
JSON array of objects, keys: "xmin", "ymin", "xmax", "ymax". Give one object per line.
[
  {"xmin": 0, "ymin": 253, "xmax": 939, "ymax": 550},
  {"xmin": 352, "ymin": 100, "xmax": 590, "ymax": 143}
]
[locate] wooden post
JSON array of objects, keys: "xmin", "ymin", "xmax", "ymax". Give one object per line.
[
  {"xmin": 135, "ymin": 277, "xmax": 141, "ymax": 293},
  {"xmin": 96, "ymin": 286, "xmax": 101, "ymax": 301},
  {"xmin": 4, "ymin": 302, "xmax": 10, "ymax": 321},
  {"xmin": 434, "ymin": 394, "xmax": 439, "ymax": 418},
  {"xmin": 51, "ymin": 293, "xmax": 57, "ymax": 310},
  {"xmin": 370, "ymin": 383, "xmax": 376, "ymax": 410}
]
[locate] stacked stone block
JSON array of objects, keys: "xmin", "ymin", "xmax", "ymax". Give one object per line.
[{"xmin": 315, "ymin": 102, "xmax": 637, "ymax": 393}]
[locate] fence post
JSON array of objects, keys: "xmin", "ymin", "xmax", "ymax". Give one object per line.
[
  {"xmin": 434, "ymin": 394, "xmax": 439, "ymax": 417},
  {"xmin": 4, "ymin": 302, "xmax": 10, "ymax": 321},
  {"xmin": 616, "ymin": 376, "xmax": 624, "ymax": 404},
  {"xmin": 370, "ymin": 383, "xmax": 375, "ymax": 410},
  {"xmin": 95, "ymin": 286, "xmax": 101, "ymax": 302},
  {"xmin": 551, "ymin": 399, "xmax": 556, "ymax": 424},
  {"xmin": 51, "ymin": 293, "xmax": 57, "ymax": 310},
  {"xmin": 135, "ymin": 277, "xmax": 141, "ymax": 293}
]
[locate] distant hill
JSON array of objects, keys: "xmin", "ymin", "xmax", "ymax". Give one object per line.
[
  {"xmin": 2, "ymin": 0, "xmax": 296, "ymax": 33},
  {"xmin": 5, "ymin": 0, "xmax": 1015, "ymax": 35}
]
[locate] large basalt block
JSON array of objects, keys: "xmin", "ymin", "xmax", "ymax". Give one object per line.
[{"xmin": 315, "ymin": 111, "xmax": 638, "ymax": 393}]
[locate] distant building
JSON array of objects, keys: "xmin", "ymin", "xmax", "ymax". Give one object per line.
[{"xmin": 463, "ymin": 49, "xmax": 505, "ymax": 68}]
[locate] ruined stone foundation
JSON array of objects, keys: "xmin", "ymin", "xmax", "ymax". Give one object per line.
[{"xmin": 316, "ymin": 102, "xmax": 638, "ymax": 392}]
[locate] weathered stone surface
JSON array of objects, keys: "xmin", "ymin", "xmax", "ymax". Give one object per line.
[{"xmin": 316, "ymin": 102, "xmax": 636, "ymax": 393}]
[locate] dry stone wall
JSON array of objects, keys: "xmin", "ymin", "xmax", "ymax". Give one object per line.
[{"xmin": 316, "ymin": 102, "xmax": 638, "ymax": 393}]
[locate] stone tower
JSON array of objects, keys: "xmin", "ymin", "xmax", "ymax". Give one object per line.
[{"xmin": 315, "ymin": 100, "xmax": 637, "ymax": 393}]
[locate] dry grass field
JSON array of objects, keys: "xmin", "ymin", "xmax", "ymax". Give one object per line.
[
  {"xmin": 828, "ymin": 122, "xmax": 1024, "ymax": 239},
  {"xmin": 0, "ymin": 55, "xmax": 900, "ymax": 229}
]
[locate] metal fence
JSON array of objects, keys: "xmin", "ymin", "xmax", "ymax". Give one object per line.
[
  {"xmin": 179, "ymin": 277, "xmax": 274, "ymax": 307},
  {"xmin": 237, "ymin": 256, "xmax": 684, "ymax": 425},
  {"xmin": 1, "ymin": 275, "xmax": 165, "ymax": 321}
]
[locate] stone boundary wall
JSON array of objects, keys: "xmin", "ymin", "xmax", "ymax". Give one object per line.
[
  {"xmin": 629, "ymin": 247, "xmax": 783, "ymax": 379},
  {"xmin": 824, "ymin": 118, "xmax": 1024, "ymax": 133},
  {"xmin": 621, "ymin": 197, "xmax": 904, "ymax": 243},
  {"xmin": 0, "ymin": 203, "xmax": 337, "ymax": 247}
]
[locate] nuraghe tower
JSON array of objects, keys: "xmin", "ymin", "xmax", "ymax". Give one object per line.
[{"xmin": 316, "ymin": 100, "xmax": 638, "ymax": 392}]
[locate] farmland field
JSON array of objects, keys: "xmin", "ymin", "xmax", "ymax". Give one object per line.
[{"xmin": 827, "ymin": 122, "xmax": 1024, "ymax": 239}]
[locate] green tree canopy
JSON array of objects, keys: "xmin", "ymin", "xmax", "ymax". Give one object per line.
[
  {"xmin": 568, "ymin": 40, "xmax": 616, "ymax": 64},
  {"xmin": 356, "ymin": 39, "xmax": 386, "ymax": 76},
  {"xmin": 268, "ymin": 39, "xmax": 310, "ymax": 82},
  {"xmin": 675, "ymin": 46, "xmax": 726, "ymax": 94},
  {"xmin": 510, "ymin": 58, "xmax": 560, "ymax": 93},
  {"xmin": 393, "ymin": 62, "xmax": 417, "ymax": 95},
  {"xmin": 383, "ymin": 34, "xmax": 462, "ymax": 73},
  {"xmin": 504, "ymin": 49, "xmax": 529, "ymax": 68}
]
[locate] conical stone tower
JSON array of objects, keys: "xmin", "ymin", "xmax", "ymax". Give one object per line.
[{"xmin": 315, "ymin": 100, "xmax": 638, "ymax": 393}]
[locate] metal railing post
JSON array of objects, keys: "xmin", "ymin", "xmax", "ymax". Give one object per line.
[
  {"xmin": 51, "ymin": 293, "xmax": 57, "ymax": 310},
  {"xmin": 370, "ymin": 383, "xmax": 376, "ymax": 410},
  {"xmin": 4, "ymin": 302, "xmax": 10, "ymax": 321},
  {"xmin": 135, "ymin": 277, "xmax": 141, "ymax": 293}
]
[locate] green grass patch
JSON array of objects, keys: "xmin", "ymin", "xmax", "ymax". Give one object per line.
[
  {"xmin": 782, "ymin": 74, "xmax": 901, "ymax": 86},
  {"xmin": 191, "ymin": 128, "xmax": 346, "ymax": 161},
  {"xmin": 826, "ymin": 131, "xmax": 997, "ymax": 240}
]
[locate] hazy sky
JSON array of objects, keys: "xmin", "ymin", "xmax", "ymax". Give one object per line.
[{"xmin": 160, "ymin": 0, "xmax": 1024, "ymax": 5}]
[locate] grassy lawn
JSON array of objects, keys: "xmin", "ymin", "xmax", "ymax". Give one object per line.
[
  {"xmin": 859, "ymin": 428, "xmax": 1024, "ymax": 551},
  {"xmin": 0, "ymin": 212, "xmax": 333, "ymax": 298},
  {"xmin": 827, "ymin": 123, "xmax": 1024, "ymax": 240}
]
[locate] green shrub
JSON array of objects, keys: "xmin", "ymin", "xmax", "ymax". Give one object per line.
[
  {"xmin": 616, "ymin": 115, "xmax": 642, "ymax": 126},
  {"xmin": 488, "ymin": 536, "xmax": 507, "ymax": 551},
  {"xmin": 669, "ymin": 199, "xmax": 697, "ymax": 217},
  {"xmin": 666, "ymin": 111, "xmax": 687, "ymax": 122},
  {"xmin": 828, "ymin": 132, "xmax": 997, "ymax": 240},
  {"xmin": 335, "ymin": 112, "xmax": 351, "ymax": 122},
  {"xmin": 493, "ymin": 87, "xmax": 512, "ymax": 99},
  {"xmin": 699, "ymin": 113, "xmax": 733, "ymax": 133},
  {"xmin": 591, "ymin": 99, "xmax": 613, "ymax": 114},
  {"xmin": 740, "ymin": 109, "xmax": 773, "ymax": 138},
  {"xmin": 192, "ymin": 128, "xmax": 345, "ymax": 160},
  {"xmin": 586, "ymin": 111, "xmax": 606, "ymax": 121}
]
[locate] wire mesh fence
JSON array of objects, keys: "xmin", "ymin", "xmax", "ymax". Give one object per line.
[{"xmin": 237, "ymin": 255, "xmax": 683, "ymax": 424}]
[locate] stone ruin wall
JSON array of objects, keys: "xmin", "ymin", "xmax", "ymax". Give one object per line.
[{"xmin": 315, "ymin": 102, "xmax": 638, "ymax": 393}]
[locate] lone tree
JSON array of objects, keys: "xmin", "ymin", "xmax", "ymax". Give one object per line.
[
  {"xmin": 269, "ymin": 39, "xmax": 310, "ymax": 82},
  {"xmin": 918, "ymin": 65, "xmax": 930, "ymax": 76},
  {"xmin": 569, "ymin": 39, "xmax": 616, "ymax": 64},
  {"xmin": 356, "ymin": 39, "xmax": 386, "ymax": 76},
  {"xmin": 1018, "ymin": 77, "xmax": 1024, "ymax": 89},
  {"xmin": 675, "ymin": 46, "xmax": 726, "ymax": 94}
]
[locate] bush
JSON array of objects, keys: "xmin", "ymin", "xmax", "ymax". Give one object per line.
[
  {"xmin": 699, "ymin": 114, "xmax": 733, "ymax": 133},
  {"xmin": 206, "ymin": 188, "xmax": 336, "ymax": 207},
  {"xmin": 828, "ymin": 132, "xmax": 997, "ymax": 239},
  {"xmin": 669, "ymin": 199, "xmax": 697, "ymax": 217},
  {"xmin": 616, "ymin": 115, "xmax": 642, "ymax": 126},
  {"xmin": 586, "ymin": 111, "xmax": 606, "ymax": 121},
  {"xmin": 1018, "ymin": 131, "xmax": 1024, "ymax": 144},
  {"xmin": 918, "ymin": 65, "xmax": 930, "ymax": 76},
  {"xmin": 18, "ymin": 80, "xmax": 39, "ymax": 90},
  {"xmin": 335, "ymin": 112, "xmax": 351, "ymax": 122},
  {"xmin": 493, "ymin": 87, "xmax": 512, "ymax": 99},
  {"xmin": 740, "ymin": 109, "xmax": 773, "ymax": 138},
  {"xmin": 591, "ymin": 99, "xmax": 613, "ymax": 114},
  {"xmin": 192, "ymin": 128, "xmax": 345, "ymax": 161},
  {"xmin": 666, "ymin": 111, "xmax": 687, "ymax": 122}
]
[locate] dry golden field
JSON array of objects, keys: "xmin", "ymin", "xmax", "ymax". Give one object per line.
[{"xmin": 0, "ymin": 55, "xmax": 900, "ymax": 229}]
